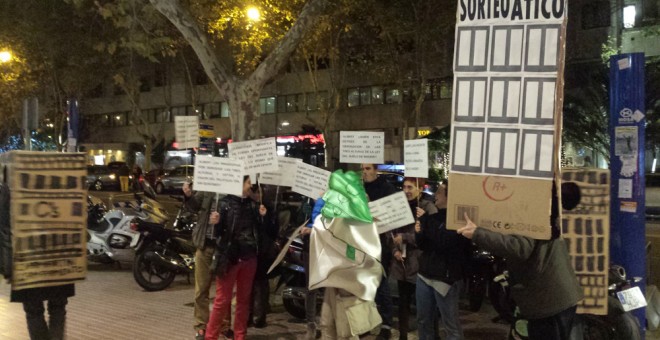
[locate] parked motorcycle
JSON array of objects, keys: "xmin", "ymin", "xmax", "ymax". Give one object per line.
[
  {"xmin": 87, "ymin": 182, "xmax": 167, "ymax": 264},
  {"xmin": 576, "ymin": 265, "xmax": 643, "ymax": 340},
  {"xmin": 130, "ymin": 202, "xmax": 197, "ymax": 291},
  {"xmin": 277, "ymin": 235, "xmax": 308, "ymax": 319},
  {"xmin": 496, "ymin": 264, "xmax": 642, "ymax": 340}
]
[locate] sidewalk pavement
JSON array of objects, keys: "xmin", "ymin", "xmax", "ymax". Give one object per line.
[{"xmin": 0, "ymin": 263, "xmax": 509, "ymax": 339}]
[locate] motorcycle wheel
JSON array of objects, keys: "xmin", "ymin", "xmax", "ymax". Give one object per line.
[
  {"xmin": 612, "ymin": 312, "xmax": 642, "ymax": 340},
  {"xmin": 282, "ymin": 296, "xmax": 307, "ymax": 320},
  {"xmin": 133, "ymin": 246, "xmax": 177, "ymax": 291},
  {"xmin": 580, "ymin": 314, "xmax": 613, "ymax": 340}
]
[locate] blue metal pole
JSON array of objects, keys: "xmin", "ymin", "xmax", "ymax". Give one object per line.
[{"xmin": 609, "ymin": 52, "xmax": 646, "ymax": 334}]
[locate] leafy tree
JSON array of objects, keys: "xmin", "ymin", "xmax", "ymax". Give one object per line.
[{"xmin": 0, "ymin": 1, "xmax": 112, "ymax": 149}]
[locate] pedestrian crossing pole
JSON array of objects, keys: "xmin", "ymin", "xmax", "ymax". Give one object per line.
[{"xmin": 609, "ymin": 52, "xmax": 646, "ymax": 333}]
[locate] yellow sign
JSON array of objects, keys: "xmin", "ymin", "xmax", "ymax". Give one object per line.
[{"xmin": 417, "ymin": 129, "xmax": 431, "ymax": 137}]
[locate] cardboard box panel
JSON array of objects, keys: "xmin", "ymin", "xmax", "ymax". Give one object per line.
[
  {"xmin": 0, "ymin": 151, "xmax": 87, "ymax": 290},
  {"xmin": 447, "ymin": 172, "xmax": 552, "ymax": 240},
  {"xmin": 561, "ymin": 168, "xmax": 610, "ymax": 316}
]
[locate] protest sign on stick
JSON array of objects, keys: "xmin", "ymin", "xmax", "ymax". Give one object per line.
[
  {"xmin": 368, "ymin": 191, "xmax": 415, "ymax": 234},
  {"xmin": 292, "ymin": 162, "xmax": 331, "ymax": 199},
  {"xmin": 193, "ymin": 157, "xmax": 245, "ymax": 196},
  {"xmin": 260, "ymin": 157, "xmax": 302, "ymax": 187},
  {"xmin": 404, "ymin": 139, "xmax": 429, "ymax": 178},
  {"xmin": 174, "ymin": 116, "xmax": 199, "ymax": 149},
  {"xmin": 339, "ymin": 131, "xmax": 384, "ymax": 164}
]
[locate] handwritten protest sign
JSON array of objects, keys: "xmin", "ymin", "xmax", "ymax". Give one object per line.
[
  {"xmin": 404, "ymin": 139, "xmax": 429, "ymax": 178},
  {"xmin": 193, "ymin": 156, "xmax": 245, "ymax": 196},
  {"xmin": 228, "ymin": 137, "xmax": 278, "ymax": 174},
  {"xmin": 292, "ymin": 162, "xmax": 331, "ymax": 199},
  {"xmin": 368, "ymin": 191, "xmax": 415, "ymax": 234},
  {"xmin": 339, "ymin": 131, "xmax": 384, "ymax": 164},
  {"xmin": 174, "ymin": 116, "xmax": 199, "ymax": 149},
  {"xmin": 260, "ymin": 157, "xmax": 302, "ymax": 187}
]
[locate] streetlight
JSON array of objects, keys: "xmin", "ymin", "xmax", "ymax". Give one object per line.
[
  {"xmin": 0, "ymin": 50, "xmax": 12, "ymax": 63},
  {"xmin": 246, "ymin": 7, "xmax": 261, "ymax": 21}
]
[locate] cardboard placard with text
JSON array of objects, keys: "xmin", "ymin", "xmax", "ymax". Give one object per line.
[
  {"xmin": 228, "ymin": 137, "xmax": 278, "ymax": 175},
  {"xmin": 0, "ymin": 151, "xmax": 87, "ymax": 290},
  {"xmin": 368, "ymin": 191, "xmax": 415, "ymax": 234},
  {"xmin": 339, "ymin": 131, "xmax": 384, "ymax": 164},
  {"xmin": 260, "ymin": 157, "xmax": 302, "ymax": 187},
  {"xmin": 447, "ymin": 0, "xmax": 567, "ymax": 239},
  {"xmin": 292, "ymin": 162, "xmax": 331, "ymax": 199},
  {"xmin": 404, "ymin": 139, "xmax": 429, "ymax": 178},
  {"xmin": 193, "ymin": 156, "xmax": 245, "ymax": 196},
  {"xmin": 174, "ymin": 116, "xmax": 200, "ymax": 149}
]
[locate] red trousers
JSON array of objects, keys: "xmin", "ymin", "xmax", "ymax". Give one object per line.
[{"xmin": 205, "ymin": 257, "xmax": 257, "ymax": 340}]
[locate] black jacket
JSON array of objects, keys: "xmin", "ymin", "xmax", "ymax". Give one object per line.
[
  {"xmin": 364, "ymin": 176, "xmax": 398, "ymax": 272},
  {"xmin": 415, "ymin": 209, "xmax": 471, "ymax": 284},
  {"xmin": 217, "ymin": 195, "xmax": 265, "ymax": 260}
]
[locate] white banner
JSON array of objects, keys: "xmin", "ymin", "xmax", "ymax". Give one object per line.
[
  {"xmin": 193, "ymin": 156, "xmax": 245, "ymax": 196},
  {"xmin": 174, "ymin": 116, "xmax": 199, "ymax": 149},
  {"xmin": 292, "ymin": 162, "xmax": 331, "ymax": 199},
  {"xmin": 404, "ymin": 139, "xmax": 429, "ymax": 178},
  {"xmin": 339, "ymin": 131, "xmax": 384, "ymax": 164},
  {"xmin": 228, "ymin": 137, "xmax": 278, "ymax": 174},
  {"xmin": 260, "ymin": 157, "xmax": 302, "ymax": 187},
  {"xmin": 368, "ymin": 191, "xmax": 415, "ymax": 234}
]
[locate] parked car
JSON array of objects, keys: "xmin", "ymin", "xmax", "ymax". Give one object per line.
[
  {"xmin": 647, "ymin": 173, "xmax": 660, "ymax": 219},
  {"xmin": 86, "ymin": 165, "xmax": 120, "ymax": 191},
  {"xmin": 155, "ymin": 165, "xmax": 194, "ymax": 194}
]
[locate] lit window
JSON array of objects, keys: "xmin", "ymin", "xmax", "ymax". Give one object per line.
[
  {"xmin": 623, "ymin": 5, "xmax": 636, "ymax": 28},
  {"xmin": 347, "ymin": 88, "xmax": 360, "ymax": 107}
]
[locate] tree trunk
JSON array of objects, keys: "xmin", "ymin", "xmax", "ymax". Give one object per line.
[{"xmin": 226, "ymin": 83, "xmax": 260, "ymax": 141}]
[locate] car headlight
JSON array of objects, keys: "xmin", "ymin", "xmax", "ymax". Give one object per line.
[{"xmin": 109, "ymin": 174, "xmax": 116, "ymax": 180}]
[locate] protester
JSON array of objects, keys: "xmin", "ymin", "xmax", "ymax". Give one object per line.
[
  {"xmin": 457, "ymin": 182, "xmax": 584, "ymax": 340},
  {"xmin": 361, "ymin": 163, "xmax": 397, "ymax": 340},
  {"xmin": 182, "ymin": 182, "xmax": 232, "ymax": 340},
  {"xmin": 308, "ymin": 170, "xmax": 382, "ymax": 340},
  {"xmin": 205, "ymin": 176, "xmax": 268, "ymax": 340},
  {"xmin": 131, "ymin": 165, "xmax": 143, "ymax": 191},
  {"xmin": 390, "ymin": 177, "xmax": 437, "ymax": 340},
  {"xmin": 415, "ymin": 182, "xmax": 470, "ymax": 340},
  {"xmin": 248, "ymin": 183, "xmax": 278, "ymax": 329},
  {"xmin": 300, "ymin": 196, "xmax": 321, "ymax": 340},
  {"xmin": 117, "ymin": 164, "xmax": 130, "ymax": 192},
  {"xmin": 0, "ymin": 169, "xmax": 74, "ymax": 340}
]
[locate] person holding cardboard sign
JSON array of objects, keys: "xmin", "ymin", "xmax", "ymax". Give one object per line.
[
  {"xmin": 390, "ymin": 177, "xmax": 436, "ymax": 340},
  {"xmin": 457, "ymin": 182, "xmax": 583, "ymax": 340}
]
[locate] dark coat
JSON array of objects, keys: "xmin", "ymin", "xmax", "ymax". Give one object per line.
[
  {"xmin": 364, "ymin": 176, "xmax": 398, "ymax": 272},
  {"xmin": 472, "ymin": 228, "xmax": 584, "ymax": 319},
  {"xmin": 216, "ymin": 195, "xmax": 265, "ymax": 260},
  {"xmin": 184, "ymin": 191, "xmax": 224, "ymax": 250},
  {"xmin": 389, "ymin": 199, "xmax": 437, "ymax": 283},
  {"xmin": 416, "ymin": 209, "xmax": 471, "ymax": 284}
]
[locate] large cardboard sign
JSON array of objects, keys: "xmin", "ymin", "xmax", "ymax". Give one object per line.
[
  {"xmin": 193, "ymin": 156, "xmax": 245, "ymax": 196},
  {"xmin": 447, "ymin": 0, "xmax": 567, "ymax": 239},
  {"xmin": 561, "ymin": 168, "xmax": 610, "ymax": 316},
  {"xmin": 174, "ymin": 116, "xmax": 200, "ymax": 149},
  {"xmin": 339, "ymin": 131, "xmax": 384, "ymax": 164},
  {"xmin": 292, "ymin": 162, "xmax": 331, "ymax": 199},
  {"xmin": 1, "ymin": 151, "xmax": 87, "ymax": 290},
  {"xmin": 368, "ymin": 191, "xmax": 415, "ymax": 234},
  {"xmin": 260, "ymin": 157, "xmax": 302, "ymax": 187},
  {"xmin": 228, "ymin": 137, "xmax": 278, "ymax": 174},
  {"xmin": 404, "ymin": 139, "xmax": 429, "ymax": 178}
]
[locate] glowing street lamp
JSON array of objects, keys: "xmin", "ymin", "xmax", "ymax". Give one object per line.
[
  {"xmin": 246, "ymin": 7, "xmax": 261, "ymax": 22},
  {"xmin": 0, "ymin": 50, "xmax": 12, "ymax": 63}
]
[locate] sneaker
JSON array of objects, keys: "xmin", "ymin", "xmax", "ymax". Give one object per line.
[
  {"xmin": 195, "ymin": 330, "xmax": 205, "ymax": 340},
  {"xmin": 376, "ymin": 328, "xmax": 392, "ymax": 340}
]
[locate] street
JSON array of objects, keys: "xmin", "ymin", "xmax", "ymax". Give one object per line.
[{"xmin": 0, "ymin": 191, "xmax": 511, "ymax": 339}]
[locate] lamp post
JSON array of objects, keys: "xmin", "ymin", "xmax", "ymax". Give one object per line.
[{"xmin": 0, "ymin": 50, "xmax": 12, "ymax": 63}]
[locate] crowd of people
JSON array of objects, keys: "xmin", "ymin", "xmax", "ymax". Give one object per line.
[
  {"xmin": 0, "ymin": 160, "xmax": 583, "ymax": 340},
  {"xmin": 180, "ymin": 163, "xmax": 583, "ymax": 340}
]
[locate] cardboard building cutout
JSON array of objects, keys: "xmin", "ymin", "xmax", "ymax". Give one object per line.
[
  {"xmin": 447, "ymin": 0, "xmax": 568, "ymax": 239},
  {"xmin": 0, "ymin": 151, "xmax": 87, "ymax": 290},
  {"xmin": 561, "ymin": 168, "xmax": 610, "ymax": 316}
]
